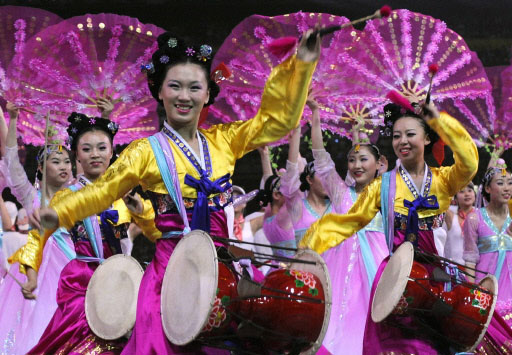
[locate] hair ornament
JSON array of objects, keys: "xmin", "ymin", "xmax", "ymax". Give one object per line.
[
  {"xmin": 199, "ymin": 44, "xmax": 212, "ymax": 61},
  {"xmin": 186, "ymin": 47, "xmax": 195, "ymax": 56},
  {"xmin": 141, "ymin": 62, "xmax": 155, "ymax": 74},
  {"xmin": 159, "ymin": 55, "xmax": 170, "ymax": 64},
  {"xmin": 167, "ymin": 37, "xmax": 178, "ymax": 48}
]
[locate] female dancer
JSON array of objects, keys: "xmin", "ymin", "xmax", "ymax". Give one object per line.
[
  {"xmin": 301, "ymin": 100, "xmax": 479, "ymax": 353},
  {"xmin": 32, "ymin": 31, "xmax": 319, "ymax": 353},
  {"xmin": 13, "ymin": 112, "xmax": 157, "ymax": 354},
  {"xmin": 0, "ymin": 102, "xmax": 74, "ymax": 354},
  {"xmin": 444, "ymin": 183, "xmax": 476, "ymax": 264},
  {"xmin": 464, "ymin": 164, "xmax": 512, "ymax": 327},
  {"xmin": 307, "ymin": 96, "xmax": 388, "ymax": 354}
]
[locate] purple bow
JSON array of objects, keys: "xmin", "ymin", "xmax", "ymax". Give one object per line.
[
  {"xmin": 185, "ymin": 172, "xmax": 231, "ymax": 232},
  {"xmin": 99, "ymin": 209, "xmax": 120, "ymax": 252},
  {"xmin": 403, "ymin": 195, "xmax": 439, "ymax": 247}
]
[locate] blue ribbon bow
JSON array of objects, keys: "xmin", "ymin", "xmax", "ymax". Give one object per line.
[
  {"xmin": 99, "ymin": 209, "xmax": 120, "ymax": 252},
  {"xmin": 185, "ymin": 172, "xmax": 232, "ymax": 232},
  {"xmin": 403, "ymin": 195, "xmax": 439, "ymax": 246}
]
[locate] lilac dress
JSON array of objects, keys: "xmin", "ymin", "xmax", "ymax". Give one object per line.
[
  {"xmin": 0, "ymin": 146, "xmax": 76, "ymax": 355},
  {"xmin": 313, "ymin": 149, "xmax": 389, "ymax": 354},
  {"xmin": 463, "ymin": 207, "xmax": 512, "ymax": 326},
  {"xmin": 262, "ymin": 199, "xmax": 295, "ymax": 258}
]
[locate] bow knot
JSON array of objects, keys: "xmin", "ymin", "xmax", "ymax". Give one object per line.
[
  {"xmin": 185, "ymin": 172, "xmax": 232, "ymax": 232},
  {"xmin": 403, "ymin": 195, "xmax": 439, "ymax": 246}
]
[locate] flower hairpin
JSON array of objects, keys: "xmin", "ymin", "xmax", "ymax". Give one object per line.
[
  {"xmin": 168, "ymin": 37, "xmax": 178, "ymax": 48},
  {"xmin": 186, "ymin": 47, "xmax": 195, "ymax": 56},
  {"xmin": 159, "ymin": 55, "xmax": 170, "ymax": 64},
  {"xmin": 198, "ymin": 44, "xmax": 212, "ymax": 61}
]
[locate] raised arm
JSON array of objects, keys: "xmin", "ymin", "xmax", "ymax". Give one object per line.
[
  {"xmin": 4, "ymin": 103, "xmax": 37, "ymax": 211},
  {"xmin": 0, "ymin": 107, "xmax": 7, "ymax": 157},
  {"xmin": 300, "ymin": 175, "xmax": 382, "ymax": 254},
  {"xmin": 258, "ymin": 146, "xmax": 273, "ymax": 189}
]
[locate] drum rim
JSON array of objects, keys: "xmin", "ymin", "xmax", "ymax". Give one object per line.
[
  {"xmin": 85, "ymin": 254, "xmax": 144, "ymax": 340},
  {"xmin": 466, "ymin": 274, "xmax": 498, "ymax": 352},
  {"xmin": 371, "ymin": 241, "xmax": 414, "ymax": 322},
  {"xmin": 290, "ymin": 248, "xmax": 332, "ymax": 355},
  {"xmin": 160, "ymin": 230, "xmax": 219, "ymax": 346}
]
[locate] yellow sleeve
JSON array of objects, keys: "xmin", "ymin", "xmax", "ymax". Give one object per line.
[
  {"xmin": 130, "ymin": 198, "xmax": 161, "ymax": 242},
  {"xmin": 213, "ymin": 55, "xmax": 317, "ymax": 159},
  {"xmin": 53, "ymin": 139, "xmax": 152, "ymax": 230},
  {"xmin": 300, "ymin": 176, "xmax": 382, "ymax": 254},
  {"xmin": 430, "ymin": 112, "xmax": 478, "ymax": 197},
  {"xmin": 8, "ymin": 229, "xmax": 48, "ymax": 274}
]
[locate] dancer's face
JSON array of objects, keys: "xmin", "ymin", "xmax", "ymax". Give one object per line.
[
  {"xmin": 456, "ymin": 186, "xmax": 475, "ymax": 210},
  {"xmin": 40, "ymin": 150, "xmax": 72, "ymax": 187},
  {"xmin": 76, "ymin": 130, "xmax": 113, "ymax": 181},
  {"xmin": 348, "ymin": 145, "xmax": 378, "ymax": 189},
  {"xmin": 486, "ymin": 172, "xmax": 512, "ymax": 205},
  {"xmin": 392, "ymin": 116, "xmax": 430, "ymax": 165},
  {"xmin": 306, "ymin": 173, "xmax": 327, "ymax": 198},
  {"xmin": 159, "ymin": 63, "xmax": 210, "ymax": 130}
]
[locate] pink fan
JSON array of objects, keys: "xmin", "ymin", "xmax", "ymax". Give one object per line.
[
  {"xmin": 207, "ymin": 12, "xmax": 357, "ymax": 141},
  {"xmin": 8, "ymin": 13, "xmax": 164, "ymax": 145},
  {"xmin": 0, "ymin": 6, "xmax": 62, "ymax": 113}
]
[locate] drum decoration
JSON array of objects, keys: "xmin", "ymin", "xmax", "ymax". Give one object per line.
[{"xmin": 371, "ymin": 242, "xmax": 497, "ymax": 352}]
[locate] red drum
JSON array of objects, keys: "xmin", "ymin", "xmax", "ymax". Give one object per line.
[
  {"xmin": 372, "ymin": 242, "xmax": 497, "ymax": 352},
  {"xmin": 161, "ymin": 231, "xmax": 239, "ymax": 346},
  {"xmin": 237, "ymin": 249, "xmax": 331, "ymax": 354}
]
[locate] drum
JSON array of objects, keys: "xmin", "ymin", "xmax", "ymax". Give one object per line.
[
  {"xmin": 85, "ymin": 254, "xmax": 144, "ymax": 340},
  {"xmin": 371, "ymin": 242, "xmax": 497, "ymax": 352},
  {"xmin": 237, "ymin": 249, "xmax": 332, "ymax": 354},
  {"xmin": 161, "ymin": 230, "xmax": 239, "ymax": 346}
]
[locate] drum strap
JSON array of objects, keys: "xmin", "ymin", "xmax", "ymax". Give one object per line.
[
  {"xmin": 70, "ymin": 181, "xmax": 104, "ymax": 263},
  {"xmin": 148, "ymin": 133, "xmax": 190, "ymax": 237},
  {"xmin": 350, "ymin": 186, "xmax": 378, "ymax": 287},
  {"xmin": 381, "ymin": 168, "xmax": 397, "ymax": 253}
]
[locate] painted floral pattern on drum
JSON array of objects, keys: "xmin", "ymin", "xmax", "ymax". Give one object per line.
[
  {"xmin": 471, "ymin": 288, "xmax": 492, "ymax": 315},
  {"xmin": 202, "ymin": 297, "xmax": 227, "ymax": 332},
  {"xmin": 392, "ymin": 290, "xmax": 413, "ymax": 315},
  {"xmin": 287, "ymin": 269, "xmax": 319, "ymax": 296}
]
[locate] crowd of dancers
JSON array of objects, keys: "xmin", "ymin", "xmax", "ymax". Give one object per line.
[{"xmin": 0, "ymin": 4, "xmax": 512, "ymax": 355}]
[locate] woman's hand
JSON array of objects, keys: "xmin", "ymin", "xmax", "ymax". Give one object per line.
[
  {"xmin": 97, "ymin": 97, "xmax": 115, "ymax": 119},
  {"xmin": 6, "ymin": 102, "xmax": 19, "ymax": 120},
  {"xmin": 34, "ymin": 207, "xmax": 59, "ymax": 230},
  {"xmin": 297, "ymin": 28, "xmax": 321, "ymax": 63},
  {"xmin": 123, "ymin": 191, "xmax": 144, "ymax": 215},
  {"xmin": 418, "ymin": 101, "xmax": 440, "ymax": 122},
  {"xmin": 22, "ymin": 267, "xmax": 38, "ymax": 300}
]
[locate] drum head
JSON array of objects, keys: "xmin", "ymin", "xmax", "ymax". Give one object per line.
[
  {"xmin": 85, "ymin": 254, "xmax": 143, "ymax": 340},
  {"xmin": 467, "ymin": 274, "xmax": 498, "ymax": 352},
  {"xmin": 161, "ymin": 230, "xmax": 218, "ymax": 346},
  {"xmin": 371, "ymin": 242, "xmax": 414, "ymax": 322},
  {"xmin": 289, "ymin": 249, "xmax": 332, "ymax": 355}
]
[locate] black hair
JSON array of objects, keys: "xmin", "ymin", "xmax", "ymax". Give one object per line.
[
  {"xmin": 255, "ymin": 175, "xmax": 281, "ymax": 207},
  {"xmin": 383, "ymin": 103, "xmax": 439, "ymax": 155},
  {"xmin": 299, "ymin": 161, "xmax": 315, "ymax": 192},
  {"xmin": 482, "ymin": 167, "xmax": 512, "ymax": 203},
  {"xmin": 66, "ymin": 112, "xmax": 118, "ymax": 152},
  {"xmin": 146, "ymin": 33, "xmax": 219, "ymax": 106}
]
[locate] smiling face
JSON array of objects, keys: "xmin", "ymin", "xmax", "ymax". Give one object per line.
[
  {"xmin": 392, "ymin": 116, "xmax": 430, "ymax": 165},
  {"xmin": 485, "ymin": 171, "xmax": 512, "ymax": 205},
  {"xmin": 76, "ymin": 130, "xmax": 113, "ymax": 181},
  {"xmin": 455, "ymin": 185, "xmax": 476, "ymax": 210},
  {"xmin": 347, "ymin": 145, "xmax": 379, "ymax": 189},
  {"xmin": 158, "ymin": 62, "xmax": 210, "ymax": 130},
  {"xmin": 40, "ymin": 150, "xmax": 72, "ymax": 187}
]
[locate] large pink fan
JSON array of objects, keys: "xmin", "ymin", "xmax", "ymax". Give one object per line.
[
  {"xmin": 208, "ymin": 12, "xmax": 364, "ymax": 140},
  {"xmin": 0, "ymin": 6, "xmax": 62, "ymax": 110},
  {"xmin": 8, "ymin": 13, "xmax": 164, "ymax": 145}
]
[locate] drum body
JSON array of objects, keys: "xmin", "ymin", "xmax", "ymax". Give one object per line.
[
  {"xmin": 372, "ymin": 242, "xmax": 497, "ymax": 352},
  {"xmin": 85, "ymin": 254, "xmax": 144, "ymax": 340},
  {"xmin": 161, "ymin": 231, "xmax": 238, "ymax": 346}
]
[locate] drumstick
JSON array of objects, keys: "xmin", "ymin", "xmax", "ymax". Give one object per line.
[{"xmin": 210, "ymin": 235, "xmax": 298, "ymax": 252}]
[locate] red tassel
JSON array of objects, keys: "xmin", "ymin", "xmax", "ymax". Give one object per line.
[
  {"xmin": 432, "ymin": 139, "xmax": 445, "ymax": 166},
  {"xmin": 386, "ymin": 90, "xmax": 415, "ymax": 112},
  {"xmin": 380, "ymin": 5, "xmax": 392, "ymax": 17},
  {"xmin": 267, "ymin": 36, "xmax": 298, "ymax": 59},
  {"xmin": 198, "ymin": 107, "xmax": 209, "ymax": 127},
  {"xmin": 428, "ymin": 63, "xmax": 439, "ymax": 75}
]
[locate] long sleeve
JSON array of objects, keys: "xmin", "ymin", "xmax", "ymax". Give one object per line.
[
  {"xmin": 312, "ymin": 148, "xmax": 348, "ymax": 210},
  {"xmin": 213, "ymin": 55, "xmax": 317, "ymax": 159},
  {"xmin": 463, "ymin": 210, "xmax": 480, "ymax": 264},
  {"xmin": 9, "ymin": 229, "xmax": 44, "ymax": 273},
  {"xmin": 430, "ymin": 112, "xmax": 478, "ymax": 198},
  {"xmin": 299, "ymin": 176, "xmax": 382, "ymax": 254},
  {"xmin": 4, "ymin": 145, "xmax": 37, "ymax": 212},
  {"xmin": 280, "ymin": 160, "xmax": 303, "ymax": 226}
]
